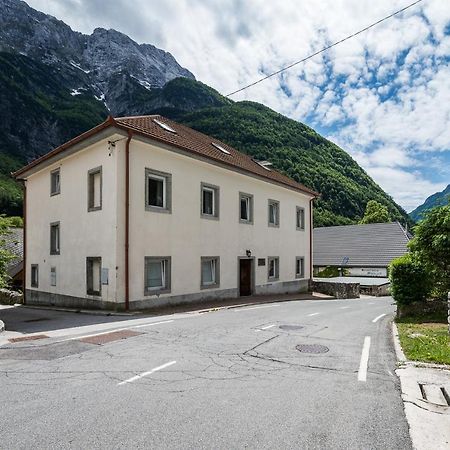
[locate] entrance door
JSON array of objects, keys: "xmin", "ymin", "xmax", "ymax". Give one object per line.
[{"xmin": 239, "ymin": 259, "xmax": 252, "ymax": 296}]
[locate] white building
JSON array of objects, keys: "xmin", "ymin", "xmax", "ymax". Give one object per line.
[{"xmin": 14, "ymin": 115, "xmax": 317, "ymax": 310}]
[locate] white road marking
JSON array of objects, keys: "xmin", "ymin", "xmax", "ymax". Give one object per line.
[
  {"xmin": 339, "ymin": 306, "xmax": 350, "ymax": 309},
  {"xmin": 235, "ymin": 304, "xmax": 280, "ymax": 312},
  {"xmin": 132, "ymin": 320, "xmax": 174, "ymax": 328},
  {"xmin": 256, "ymin": 324, "xmax": 276, "ymax": 332},
  {"xmin": 372, "ymin": 314, "xmax": 386, "ymax": 323},
  {"xmin": 117, "ymin": 361, "xmax": 177, "ymax": 386},
  {"xmin": 63, "ymin": 328, "xmax": 128, "ymax": 341},
  {"xmin": 307, "ymin": 312, "xmax": 319, "ymax": 317},
  {"xmin": 358, "ymin": 336, "xmax": 371, "ymax": 382},
  {"xmin": 368, "ymin": 302, "xmax": 375, "ymax": 305}
]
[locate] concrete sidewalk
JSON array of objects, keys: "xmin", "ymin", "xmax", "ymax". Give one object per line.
[{"xmin": 392, "ymin": 323, "xmax": 450, "ymax": 450}]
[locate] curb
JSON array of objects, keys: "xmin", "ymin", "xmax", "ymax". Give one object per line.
[
  {"xmin": 392, "ymin": 321, "xmax": 407, "ymax": 363},
  {"xmin": 0, "ymin": 320, "xmax": 4, "ymax": 332},
  {"xmin": 18, "ymin": 305, "xmax": 137, "ymax": 317}
]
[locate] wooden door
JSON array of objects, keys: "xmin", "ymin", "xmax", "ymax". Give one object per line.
[{"xmin": 239, "ymin": 259, "xmax": 252, "ymax": 296}]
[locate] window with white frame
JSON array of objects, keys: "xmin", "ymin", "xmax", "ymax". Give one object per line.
[
  {"xmin": 268, "ymin": 199, "xmax": 280, "ymax": 227},
  {"xmin": 86, "ymin": 257, "xmax": 101, "ymax": 296},
  {"xmin": 50, "ymin": 168, "xmax": 60, "ymax": 196},
  {"xmin": 31, "ymin": 264, "xmax": 39, "ymax": 288},
  {"xmin": 296, "ymin": 257, "xmax": 305, "ymax": 278},
  {"xmin": 201, "ymin": 183, "xmax": 219, "ymax": 218},
  {"xmin": 239, "ymin": 192, "xmax": 253, "ymax": 223},
  {"xmin": 50, "ymin": 222, "xmax": 60, "ymax": 255},
  {"xmin": 88, "ymin": 167, "xmax": 102, "ymax": 211},
  {"xmin": 145, "ymin": 257, "xmax": 171, "ymax": 294},
  {"xmin": 145, "ymin": 168, "xmax": 172, "ymax": 212},
  {"xmin": 296, "ymin": 206, "xmax": 305, "ymax": 230},
  {"xmin": 268, "ymin": 257, "xmax": 279, "ymax": 280},
  {"xmin": 201, "ymin": 257, "xmax": 220, "ymax": 288},
  {"xmin": 50, "ymin": 267, "xmax": 56, "ymax": 286}
]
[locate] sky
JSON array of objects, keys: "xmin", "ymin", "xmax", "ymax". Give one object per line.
[{"xmin": 27, "ymin": 0, "xmax": 450, "ymax": 212}]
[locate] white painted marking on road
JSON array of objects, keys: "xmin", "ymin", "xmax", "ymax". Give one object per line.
[
  {"xmin": 117, "ymin": 361, "xmax": 177, "ymax": 386},
  {"xmin": 307, "ymin": 312, "xmax": 319, "ymax": 317},
  {"xmin": 63, "ymin": 328, "xmax": 128, "ymax": 341},
  {"xmin": 368, "ymin": 302, "xmax": 375, "ymax": 305},
  {"xmin": 132, "ymin": 320, "xmax": 174, "ymax": 328},
  {"xmin": 235, "ymin": 304, "xmax": 280, "ymax": 312},
  {"xmin": 339, "ymin": 306, "xmax": 350, "ymax": 309},
  {"xmin": 358, "ymin": 336, "xmax": 371, "ymax": 382},
  {"xmin": 372, "ymin": 314, "xmax": 386, "ymax": 323},
  {"xmin": 256, "ymin": 324, "xmax": 276, "ymax": 332}
]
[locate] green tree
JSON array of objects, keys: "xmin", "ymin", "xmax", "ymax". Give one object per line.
[
  {"xmin": 408, "ymin": 203, "xmax": 450, "ymax": 299},
  {"xmin": 360, "ymin": 200, "xmax": 391, "ymax": 224},
  {"xmin": 0, "ymin": 216, "xmax": 15, "ymax": 288}
]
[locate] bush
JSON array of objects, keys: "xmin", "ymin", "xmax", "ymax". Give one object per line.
[{"xmin": 389, "ymin": 254, "xmax": 431, "ymax": 306}]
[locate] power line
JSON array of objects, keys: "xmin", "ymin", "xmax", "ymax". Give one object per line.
[{"xmin": 226, "ymin": 0, "xmax": 423, "ymax": 97}]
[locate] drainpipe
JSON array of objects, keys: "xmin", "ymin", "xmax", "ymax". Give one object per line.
[
  {"xmin": 125, "ymin": 131, "xmax": 132, "ymax": 311},
  {"xmin": 22, "ymin": 181, "xmax": 27, "ymax": 304},
  {"xmin": 309, "ymin": 197, "xmax": 314, "ymax": 283}
]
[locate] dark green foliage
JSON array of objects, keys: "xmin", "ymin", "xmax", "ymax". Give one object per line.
[
  {"xmin": 389, "ymin": 254, "xmax": 431, "ymax": 306},
  {"xmin": 409, "ymin": 204, "xmax": 450, "ymax": 300},
  {"xmin": 360, "ymin": 200, "xmax": 391, "ymax": 224},
  {"xmin": 409, "ymin": 184, "xmax": 450, "ymax": 222}
]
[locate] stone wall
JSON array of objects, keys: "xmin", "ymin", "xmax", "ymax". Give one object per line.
[
  {"xmin": 312, "ymin": 281, "xmax": 360, "ymax": 299},
  {"xmin": 0, "ymin": 288, "xmax": 23, "ymax": 305}
]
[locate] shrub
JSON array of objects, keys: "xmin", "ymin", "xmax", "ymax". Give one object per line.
[{"xmin": 389, "ymin": 254, "xmax": 430, "ymax": 306}]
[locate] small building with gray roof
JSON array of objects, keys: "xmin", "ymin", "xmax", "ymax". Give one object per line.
[{"xmin": 313, "ymin": 222, "xmax": 410, "ymax": 278}]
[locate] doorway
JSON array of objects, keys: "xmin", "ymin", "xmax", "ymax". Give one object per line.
[{"xmin": 239, "ymin": 258, "xmax": 253, "ymax": 296}]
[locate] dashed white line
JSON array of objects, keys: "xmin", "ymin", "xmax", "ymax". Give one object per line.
[
  {"xmin": 339, "ymin": 306, "xmax": 350, "ymax": 309},
  {"xmin": 372, "ymin": 314, "xmax": 386, "ymax": 323},
  {"xmin": 358, "ymin": 336, "xmax": 371, "ymax": 382},
  {"xmin": 255, "ymin": 324, "xmax": 276, "ymax": 332},
  {"xmin": 235, "ymin": 304, "xmax": 280, "ymax": 312},
  {"xmin": 307, "ymin": 312, "xmax": 319, "ymax": 317},
  {"xmin": 117, "ymin": 361, "xmax": 177, "ymax": 386},
  {"xmin": 132, "ymin": 320, "xmax": 174, "ymax": 328}
]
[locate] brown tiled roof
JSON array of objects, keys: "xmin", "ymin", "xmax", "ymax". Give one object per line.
[
  {"xmin": 13, "ymin": 114, "xmax": 318, "ymax": 196},
  {"xmin": 115, "ymin": 115, "xmax": 318, "ymax": 196}
]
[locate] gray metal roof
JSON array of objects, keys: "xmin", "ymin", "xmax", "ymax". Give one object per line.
[
  {"xmin": 313, "ymin": 222, "xmax": 410, "ymax": 268},
  {"xmin": 3, "ymin": 227, "xmax": 23, "ymax": 276}
]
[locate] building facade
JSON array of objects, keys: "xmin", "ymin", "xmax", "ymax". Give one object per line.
[{"xmin": 14, "ymin": 116, "xmax": 317, "ymax": 310}]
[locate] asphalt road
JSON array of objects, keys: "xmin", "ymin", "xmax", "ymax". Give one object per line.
[{"xmin": 0, "ymin": 297, "xmax": 412, "ymax": 449}]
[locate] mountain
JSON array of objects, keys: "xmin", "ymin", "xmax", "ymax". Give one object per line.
[
  {"xmin": 0, "ymin": 0, "xmax": 411, "ymax": 226},
  {"xmin": 409, "ymin": 184, "xmax": 450, "ymax": 222}
]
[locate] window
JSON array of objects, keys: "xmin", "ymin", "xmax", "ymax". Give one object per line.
[
  {"xmin": 50, "ymin": 267, "xmax": 56, "ymax": 286},
  {"xmin": 201, "ymin": 183, "xmax": 219, "ymax": 219},
  {"xmin": 296, "ymin": 206, "xmax": 305, "ymax": 230},
  {"xmin": 239, "ymin": 192, "xmax": 253, "ymax": 223},
  {"xmin": 211, "ymin": 142, "xmax": 231, "ymax": 155},
  {"xmin": 86, "ymin": 257, "xmax": 102, "ymax": 296},
  {"xmin": 258, "ymin": 258, "xmax": 266, "ymax": 267},
  {"xmin": 88, "ymin": 167, "xmax": 102, "ymax": 211},
  {"xmin": 268, "ymin": 200, "xmax": 280, "ymax": 227},
  {"xmin": 296, "ymin": 257, "xmax": 305, "ymax": 278},
  {"xmin": 50, "ymin": 222, "xmax": 60, "ymax": 255},
  {"xmin": 145, "ymin": 168, "xmax": 172, "ymax": 213},
  {"xmin": 201, "ymin": 257, "xmax": 220, "ymax": 288},
  {"xmin": 153, "ymin": 118, "xmax": 176, "ymax": 133},
  {"xmin": 145, "ymin": 257, "xmax": 171, "ymax": 294},
  {"xmin": 268, "ymin": 257, "xmax": 279, "ymax": 280},
  {"xmin": 50, "ymin": 168, "xmax": 60, "ymax": 196},
  {"xmin": 31, "ymin": 264, "xmax": 39, "ymax": 288}
]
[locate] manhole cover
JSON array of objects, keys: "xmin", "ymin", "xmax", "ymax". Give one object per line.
[
  {"xmin": 296, "ymin": 344, "xmax": 329, "ymax": 354},
  {"xmin": 279, "ymin": 325, "xmax": 304, "ymax": 331}
]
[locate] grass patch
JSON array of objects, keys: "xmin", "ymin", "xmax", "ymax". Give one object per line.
[{"xmin": 396, "ymin": 314, "xmax": 450, "ymax": 365}]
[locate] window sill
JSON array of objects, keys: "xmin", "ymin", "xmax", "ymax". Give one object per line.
[
  {"xmin": 144, "ymin": 288, "xmax": 171, "ymax": 296},
  {"xmin": 267, "ymin": 277, "xmax": 279, "ymax": 282},
  {"xmin": 296, "ymin": 227, "xmax": 306, "ymax": 231},
  {"xmin": 239, "ymin": 219, "xmax": 254, "ymax": 225},
  {"xmin": 268, "ymin": 223, "xmax": 280, "ymax": 228},
  {"xmin": 88, "ymin": 206, "xmax": 102, "ymax": 212},
  {"xmin": 201, "ymin": 283, "xmax": 220, "ymax": 290},
  {"xmin": 201, "ymin": 213, "xmax": 219, "ymax": 221},
  {"xmin": 295, "ymin": 275, "xmax": 305, "ymax": 279},
  {"xmin": 145, "ymin": 206, "xmax": 171, "ymax": 214},
  {"xmin": 50, "ymin": 191, "xmax": 60, "ymax": 197},
  {"xmin": 50, "ymin": 251, "xmax": 60, "ymax": 256},
  {"xmin": 86, "ymin": 291, "xmax": 101, "ymax": 297}
]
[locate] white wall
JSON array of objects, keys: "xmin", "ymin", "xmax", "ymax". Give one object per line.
[
  {"xmin": 128, "ymin": 138, "xmax": 312, "ymax": 303},
  {"xmin": 26, "ymin": 136, "xmax": 125, "ymax": 304}
]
